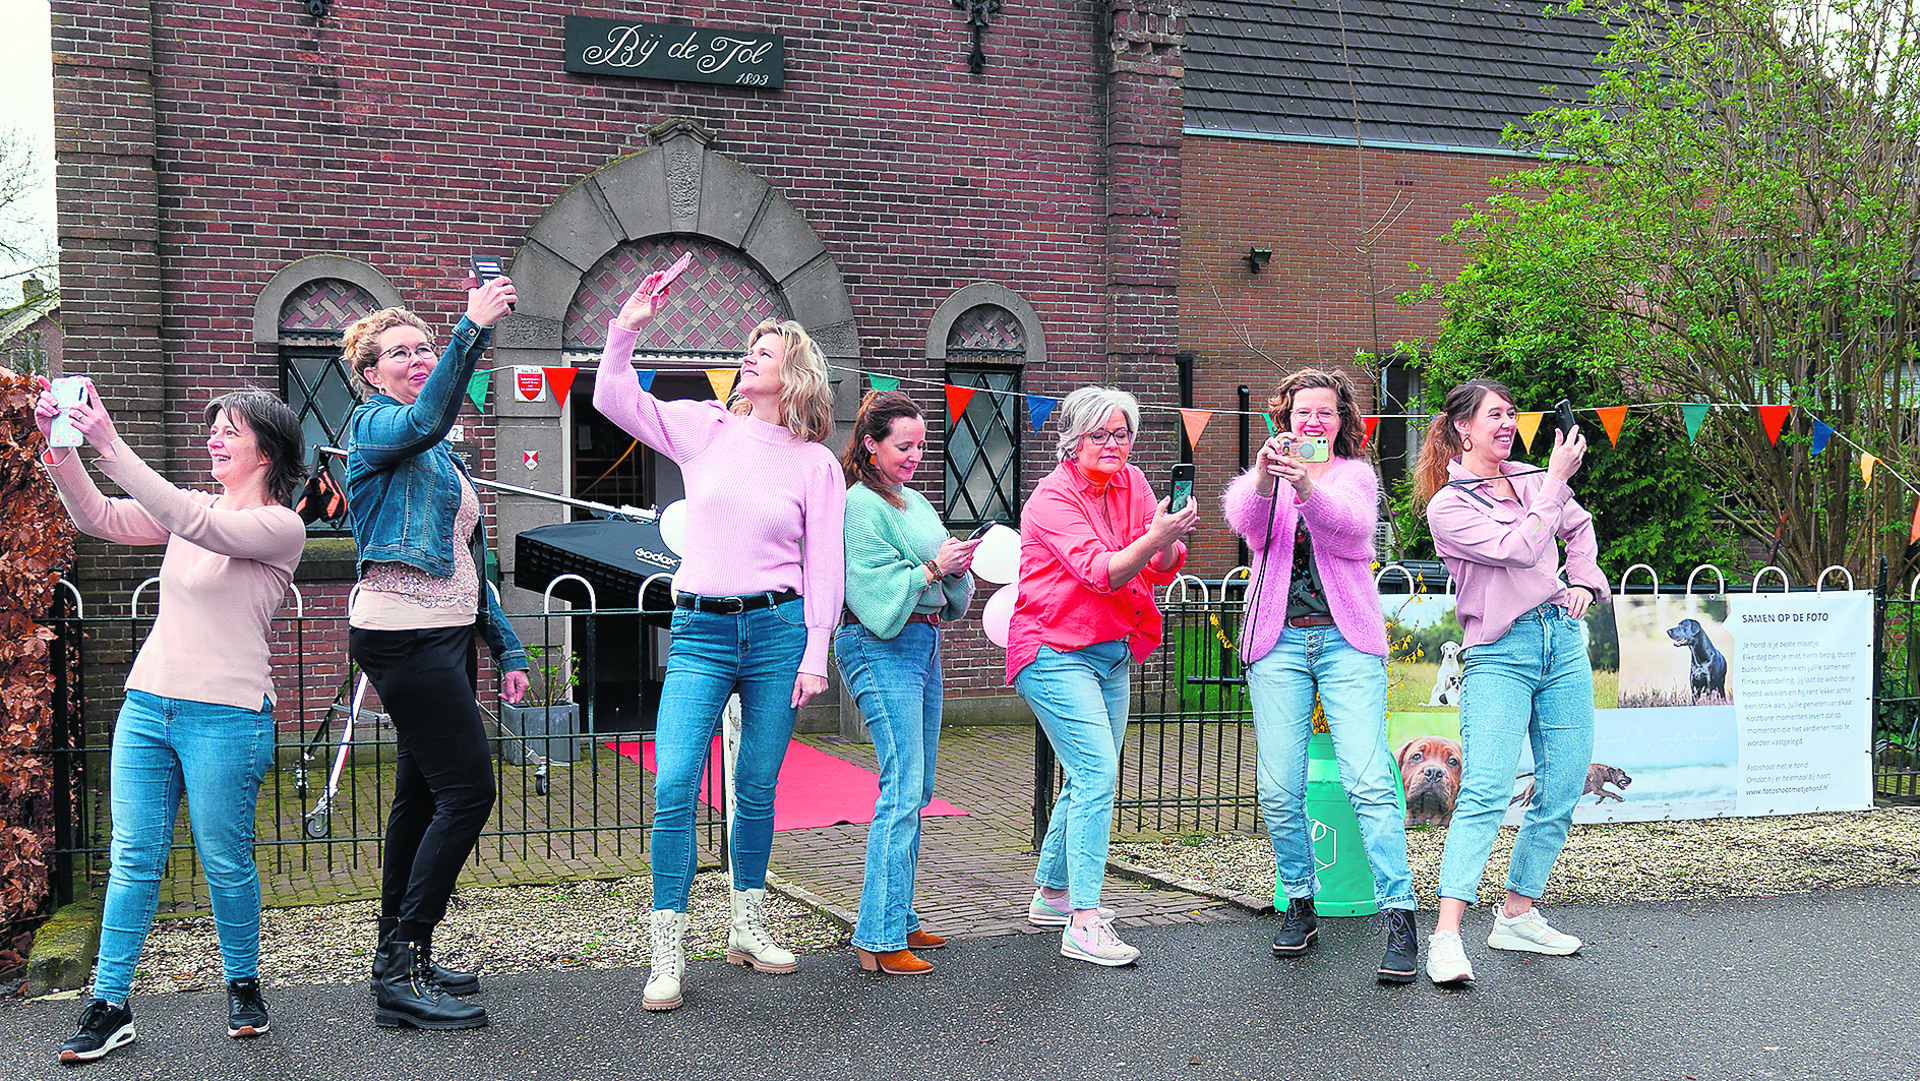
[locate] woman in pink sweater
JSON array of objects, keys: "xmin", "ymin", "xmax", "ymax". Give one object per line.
[
  {"xmin": 1416, "ymin": 377, "xmax": 1608, "ymax": 986},
  {"xmin": 592, "ymin": 269, "xmax": 844, "ymax": 1012},
  {"xmin": 1223, "ymin": 369, "xmax": 1416, "ymax": 983},
  {"xmin": 36, "ymin": 382, "xmax": 305, "ymax": 1062}
]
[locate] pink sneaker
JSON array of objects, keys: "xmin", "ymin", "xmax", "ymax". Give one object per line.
[
  {"xmin": 1027, "ymin": 890, "xmax": 1115, "ymax": 927},
  {"xmin": 1060, "ymin": 916, "xmax": 1140, "ymax": 966}
]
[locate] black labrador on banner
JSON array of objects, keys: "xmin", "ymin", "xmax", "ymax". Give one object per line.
[{"xmin": 1666, "ymin": 618, "xmax": 1729, "ymax": 701}]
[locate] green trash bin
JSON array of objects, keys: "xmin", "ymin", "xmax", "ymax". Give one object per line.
[{"xmin": 1274, "ymin": 731, "xmax": 1406, "ymax": 917}]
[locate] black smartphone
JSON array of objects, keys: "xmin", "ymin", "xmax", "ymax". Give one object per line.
[
  {"xmin": 471, "ymin": 254, "xmax": 514, "ymax": 311},
  {"xmin": 1554, "ymin": 398, "xmax": 1579, "ymax": 437},
  {"xmin": 967, "ymin": 521, "xmax": 996, "ymax": 541},
  {"xmin": 1169, "ymin": 463, "xmax": 1195, "ymax": 513}
]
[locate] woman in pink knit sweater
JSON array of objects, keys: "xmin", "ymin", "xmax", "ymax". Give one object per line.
[
  {"xmin": 592, "ymin": 269, "xmax": 845, "ymax": 1012},
  {"xmin": 1223, "ymin": 369, "xmax": 1417, "ymax": 983}
]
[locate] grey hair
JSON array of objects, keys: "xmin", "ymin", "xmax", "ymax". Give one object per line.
[{"xmin": 1053, "ymin": 386, "xmax": 1141, "ymax": 461}]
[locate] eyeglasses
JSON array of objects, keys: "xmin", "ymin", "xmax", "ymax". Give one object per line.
[
  {"xmin": 1290, "ymin": 408, "xmax": 1338, "ymax": 422},
  {"xmin": 380, "ymin": 343, "xmax": 438, "ymax": 363},
  {"xmin": 1085, "ymin": 427, "xmax": 1134, "ymax": 446}
]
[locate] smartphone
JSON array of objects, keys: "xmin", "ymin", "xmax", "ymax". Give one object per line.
[
  {"xmin": 1554, "ymin": 398, "xmax": 1579, "ymax": 437},
  {"xmin": 967, "ymin": 521, "xmax": 997, "ymax": 541},
  {"xmin": 471, "ymin": 254, "xmax": 513, "ymax": 311},
  {"xmin": 48, "ymin": 376, "xmax": 87, "ymax": 448},
  {"xmin": 1169, "ymin": 463, "xmax": 1195, "ymax": 513},
  {"xmin": 652, "ymin": 251, "xmax": 694, "ymax": 296},
  {"xmin": 1294, "ymin": 436, "xmax": 1331, "ymax": 463}
]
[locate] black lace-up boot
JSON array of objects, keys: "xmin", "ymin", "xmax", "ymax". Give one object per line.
[{"xmin": 1271, "ymin": 896, "xmax": 1319, "ymax": 955}]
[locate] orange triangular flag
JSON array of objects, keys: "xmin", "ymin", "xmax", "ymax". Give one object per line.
[
  {"xmin": 1862, "ymin": 453, "xmax": 1878, "ymax": 486},
  {"xmin": 1596, "ymin": 406, "xmax": 1628, "ymax": 447},
  {"xmin": 1179, "ymin": 409, "xmax": 1213, "ymax": 450},
  {"xmin": 542, "ymin": 367, "xmax": 578, "ymax": 408},
  {"xmin": 946, "ymin": 384, "xmax": 977, "ymax": 419},
  {"xmin": 706, "ymin": 368, "xmax": 737, "ymax": 401},
  {"xmin": 1515, "ymin": 412, "xmax": 1544, "ymax": 452},
  {"xmin": 1910, "ymin": 493, "xmax": 1920, "ymax": 546},
  {"xmin": 1360, "ymin": 415, "xmax": 1380, "ymax": 449},
  {"xmin": 1757, "ymin": 404, "xmax": 1791, "ymax": 445}
]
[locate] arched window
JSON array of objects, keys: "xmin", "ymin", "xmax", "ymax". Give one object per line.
[{"xmin": 928, "ymin": 285, "xmax": 1047, "ymax": 529}]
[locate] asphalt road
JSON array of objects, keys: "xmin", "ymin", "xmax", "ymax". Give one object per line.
[{"xmin": 1, "ymin": 886, "xmax": 1914, "ymax": 1081}]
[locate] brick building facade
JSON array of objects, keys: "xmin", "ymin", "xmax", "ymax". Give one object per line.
[{"xmin": 50, "ymin": 0, "xmax": 1184, "ymax": 729}]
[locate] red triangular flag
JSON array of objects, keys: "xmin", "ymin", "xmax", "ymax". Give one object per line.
[
  {"xmin": 1360, "ymin": 416, "xmax": 1380, "ymax": 449},
  {"xmin": 542, "ymin": 367, "xmax": 578, "ymax": 408},
  {"xmin": 1757, "ymin": 404, "xmax": 1791, "ymax": 445},
  {"xmin": 1910, "ymin": 493, "xmax": 1920, "ymax": 547},
  {"xmin": 1178, "ymin": 409, "xmax": 1213, "ymax": 450},
  {"xmin": 945, "ymin": 384, "xmax": 977, "ymax": 420},
  {"xmin": 1596, "ymin": 406, "xmax": 1628, "ymax": 447}
]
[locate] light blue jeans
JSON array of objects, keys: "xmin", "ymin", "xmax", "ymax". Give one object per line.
[
  {"xmin": 1015, "ymin": 639, "xmax": 1132, "ymax": 912},
  {"xmin": 834, "ymin": 621, "xmax": 942, "ymax": 953},
  {"xmin": 1437, "ymin": 602, "xmax": 1595, "ymax": 903},
  {"xmin": 650, "ymin": 598, "xmax": 808, "ymax": 912},
  {"xmin": 93, "ymin": 690, "xmax": 275, "ymax": 1004},
  {"xmin": 1245, "ymin": 626, "xmax": 1416, "ymax": 910}
]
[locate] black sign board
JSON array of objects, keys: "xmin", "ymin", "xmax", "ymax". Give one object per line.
[{"xmin": 564, "ymin": 17, "xmax": 784, "ymax": 89}]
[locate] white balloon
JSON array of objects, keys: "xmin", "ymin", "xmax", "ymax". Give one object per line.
[
  {"xmin": 970, "ymin": 523, "xmax": 1021, "ymax": 585},
  {"xmin": 658, "ymin": 500, "xmax": 689, "ymax": 556},
  {"xmin": 982, "ymin": 583, "xmax": 1018, "ymax": 648}
]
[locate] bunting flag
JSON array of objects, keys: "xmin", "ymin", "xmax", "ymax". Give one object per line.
[
  {"xmin": 636, "ymin": 369, "xmax": 657, "ymax": 393},
  {"xmin": 945, "ymin": 383, "xmax": 977, "ymax": 420},
  {"xmin": 1757, "ymin": 404, "xmax": 1792, "ymax": 445},
  {"xmin": 1911, "ymin": 493, "xmax": 1920, "ymax": 546},
  {"xmin": 1862, "ymin": 453, "xmax": 1879, "ymax": 486},
  {"xmin": 1596, "ymin": 405, "xmax": 1629, "ymax": 447},
  {"xmin": 1809, "ymin": 420, "xmax": 1833, "ymax": 456},
  {"xmin": 1260, "ymin": 412, "xmax": 1276, "ymax": 436},
  {"xmin": 1360, "ymin": 415, "xmax": 1380, "ymax": 449},
  {"xmin": 705, "ymin": 368, "xmax": 737, "ymax": 401},
  {"xmin": 869, "ymin": 374, "xmax": 900, "ymax": 392},
  {"xmin": 1027, "ymin": 394, "xmax": 1059, "ymax": 433},
  {"xmin": 466, "ymin": 370, "xmax": 489, "ymax": 410},
  {"xmin": 1179, "ymin": 409, "xmax": 1213, "ymax": 450},
  {"xmin": 1515, "ymin": 412, "xmax": 1544, "ymax": 452},
  {"xmin": 542, "ymin": 367, "xmax": 578, "ymax": 408},
  {"xmin": 1680, "ymin": 403, "xmax": 1710, "ymax": 443}
]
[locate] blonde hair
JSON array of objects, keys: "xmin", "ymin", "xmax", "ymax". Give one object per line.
[
  {"xmin": 729, "ymin": 318, "xmax": 834, "ymax": 443},
  {"xmin": 1413, "ymin": 378, "xmax": 1515, "ymax": 509},
  {"xmin": 341, "ymin": 307, "xmax": 434, "ymax": 399}
]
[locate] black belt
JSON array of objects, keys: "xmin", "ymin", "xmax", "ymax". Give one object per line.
[
  {"xmin": 842, "ymin": 610, "xmax": 940, "ymax": 628},
  {"xmin": 675, "ymin": 589, "xmax": 801, "ymax": 614},
  {"xmin": 1286, "ymin": 614, "xmax": 1337, "ymax": 628}
]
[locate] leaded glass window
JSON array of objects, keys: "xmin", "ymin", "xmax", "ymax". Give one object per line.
[{"xmin": 944, "ymin": 304, "xmax": 1026, "ymax": 528}]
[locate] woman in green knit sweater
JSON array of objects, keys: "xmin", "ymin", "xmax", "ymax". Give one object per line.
[{"xmin": 836, "ymin": 390, "xmax": 979, "ymax": 975}]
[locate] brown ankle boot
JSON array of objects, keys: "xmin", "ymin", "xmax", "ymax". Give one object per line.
[{"xmin": 854, "ymin": 947, "xmax": 932, "ymax": 975}]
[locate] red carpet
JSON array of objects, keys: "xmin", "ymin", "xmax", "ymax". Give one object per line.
[{"xmin": 606, "ymin": 737, "xmax": 969, "ymax": 831}]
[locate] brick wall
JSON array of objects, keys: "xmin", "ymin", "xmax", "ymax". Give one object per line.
[
  {"xmin": 53, "ymin": 0, "xmax": 1184, "ymax": 713},
  {"xmin": 1179, "ymin": 136, "xmax": 1525, "ymax": 579}
]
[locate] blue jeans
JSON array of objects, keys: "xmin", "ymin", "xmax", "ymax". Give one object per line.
[
  {"xmin": 834, "ymin": 621, "xmax": 943, "ymax": 953},
  {"xmin": 1437, "ymin": 603, "xmax": 1595, "ymax": 903},
  {"xmin": 1015, "ymin": 640, "xmax": 1132, "ymax": 912},
  {"xmin": 93, "ymin": 690, "xmax": 275, "ymax": 1004},
  {"xmin": 1245, "ymin": 627, "xmax": 1415, "ymax": 910},
  {"xmin": 650, "ymin": 598, "xmax": 808, "ymax": 912}
]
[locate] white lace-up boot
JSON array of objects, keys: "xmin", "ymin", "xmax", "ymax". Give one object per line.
[
  {"xmin": 643, "ymin": 910, "xmax": 688, "ymax": 1011},
  {"xmin": 725, "ymin": 887, "xmax": 798, "ymax": 974}
]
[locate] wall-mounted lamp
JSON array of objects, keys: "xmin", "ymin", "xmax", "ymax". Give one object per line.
[
  {"xmin": 1245, "ymin": 248, "xmax": 1273, "ymax": 273},
  {"xmin": 306, "ymin": 0, "xmax": 332, "ymax": 18}
]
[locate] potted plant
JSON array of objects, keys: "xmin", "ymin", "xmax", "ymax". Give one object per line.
[{"xmin": 500, "ymin": 646, "xmax": 585, "ymax": 765}]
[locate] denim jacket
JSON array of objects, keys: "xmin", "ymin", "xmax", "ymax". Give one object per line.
[{"xmin": 345, "ymin": 316, "xmax": 527, "ymax": 672}]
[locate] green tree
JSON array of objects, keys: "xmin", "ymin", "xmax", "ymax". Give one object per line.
[{"xmin": 1414, "ymin": 0, "xmax": 1920, "ymax": 586}]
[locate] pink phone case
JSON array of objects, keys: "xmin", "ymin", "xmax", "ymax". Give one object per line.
[{"xmin": 653, "ymin": 251, "xmax": 694, "ymax": 295}]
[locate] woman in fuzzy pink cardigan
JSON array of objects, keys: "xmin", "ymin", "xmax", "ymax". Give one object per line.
[{"xmin": 1223, "ymin": 369, "xmax": 1417, "ymax": 984}]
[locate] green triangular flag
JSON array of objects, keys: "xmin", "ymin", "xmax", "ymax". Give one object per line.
[
  {"xmin": 869, "ymin": 374, "xmax": 900, "ymax": 392},
  {"xmin": 1680, "ymin": 403, "xmax": 1709, "ymax": 443},
  {"xmin": 467, "ymin": 370, "xmax": 489, "ymax": 410},
  {"xmin": 1260, "ymin": 412, "xmax": 1275, "ymax": 436}
]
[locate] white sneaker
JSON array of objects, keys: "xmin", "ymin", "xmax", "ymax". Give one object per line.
[
  {"xmin": 1487, "ymin": 908, "xmax": 1581, "ymax": 955},
  {"xmin": 1027, "ymin": 890, "xmax": 1116, "ymax": 927},
  {"xmin": 1425, "ymin": 930, "xmax": 1474, "ymax": 984},
  {"xmin": 1060, "ymin": 916, "xmax": 1140, "ymax": 966}
]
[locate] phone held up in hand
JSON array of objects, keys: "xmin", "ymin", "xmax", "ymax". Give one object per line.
[
  {"xmin": 470, "ymin": 254, "xmax": 513, "ymax": 311},
  {"xmin": 1292, "ymin": 436, "xmax": 1332, "ymax": 463},
  {"xmin": 1554, "ymin": 398, "xmax": 1579, "ymax": 438},
  {"xmin": 1169, "ymin": 463, "xmax": 1195, "ymax": 513},
  {"xmin": 652, "ymin": 251, "xmax": 694, "ymax": 296},
  {"xmin": 48, "ymin": 375, "xmax": 87, "ymax": 449}
]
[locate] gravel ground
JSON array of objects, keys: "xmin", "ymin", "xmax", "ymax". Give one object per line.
[
  {"xmin": 1112, "ymin": 806, "xmax": 1920, "ymax": 908},
  {"xmin": 125, "ymin": 871, "xmax": 847, "ymax": 996}
]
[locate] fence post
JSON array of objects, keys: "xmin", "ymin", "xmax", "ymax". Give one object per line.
[
  {"xmin": 1031, "ymin": 725, "xmax": 1054, "ymax": 852},
  {"xmin": 1237, "ymin": 384, "xmax": 1251, "ymax": 569}
]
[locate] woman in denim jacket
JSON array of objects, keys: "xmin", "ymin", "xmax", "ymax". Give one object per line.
[{"xmin": 343, "ymin": 276, "xmax": 529, "ymax": 1031}]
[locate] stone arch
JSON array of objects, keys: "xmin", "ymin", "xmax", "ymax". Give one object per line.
[
  {"xmin": 925, "ymin": 283, "xmax": 1047, "ymax": 366},
  {"xmin": 252, "ymin": 255, "xmax": 402, "ymax": 344}
]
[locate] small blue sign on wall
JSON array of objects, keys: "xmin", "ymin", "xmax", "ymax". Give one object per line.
[{"xmin": 564, "ymin": 17, "xmax": 785, "ymax": 89}]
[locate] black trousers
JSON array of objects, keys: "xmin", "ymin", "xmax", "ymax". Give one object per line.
[{"xmin": 348, "ymin": 624, "xmax": 496, "ymax": 940}]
